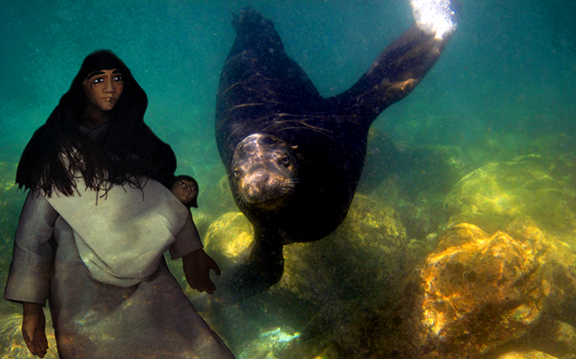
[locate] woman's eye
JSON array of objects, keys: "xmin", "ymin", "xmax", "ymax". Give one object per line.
[
  {"xmin": 93, "ymin": 78, "xmax": 104, "ymax": 84},
  {"xmin": 114, "ymin": 75, "xmax": 123, "ymax": 81}
]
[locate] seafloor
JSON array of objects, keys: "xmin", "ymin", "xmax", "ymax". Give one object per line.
[{"xmin": 1, "ymin": 130, "xmax": 575, "ymax": 359}]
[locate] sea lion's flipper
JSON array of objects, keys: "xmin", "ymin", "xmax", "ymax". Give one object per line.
[
  {"xmin": 215, "ymin": 226, "xmax": 284, "ymax": 305},
  {"xmin": 330, "ymin": 25, "xmax": 453, "ymax": 126}
]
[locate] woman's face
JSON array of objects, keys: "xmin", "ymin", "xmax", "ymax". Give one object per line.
[
  {"xmin": 82, "ymin": 69, "xmax": 124, "ymax": 114},
  {"xmin": 172, "ymin": 179, "xmax": 198, "ymax": 205}
]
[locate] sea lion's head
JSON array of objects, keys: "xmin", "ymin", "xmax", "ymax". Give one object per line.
[{"xmin": 230, "ymin": 133, "xmax": 298, "ymax": 211}]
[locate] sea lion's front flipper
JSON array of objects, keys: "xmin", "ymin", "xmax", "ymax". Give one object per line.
[
  {"xmin": 330, "ymin": 25, "xmax": 453, "ymax": 126},
  {"xmin": 215, "ymin": 226, "xmax": 284, "ymax": 305}
]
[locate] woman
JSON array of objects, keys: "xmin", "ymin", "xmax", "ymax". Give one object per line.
[{"xmin": 4, "ymin": 50, "xmax": 235, "ymax": 358}]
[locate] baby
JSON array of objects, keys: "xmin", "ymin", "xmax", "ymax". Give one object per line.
[{"xmin": 171, "ymin": 175, "xmax": 199, "ymax": 208}]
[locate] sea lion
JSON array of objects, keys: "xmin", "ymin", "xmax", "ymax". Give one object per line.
[{"xmin": 214, "ymin": 5, "xmax": 457, "ymax": 303}]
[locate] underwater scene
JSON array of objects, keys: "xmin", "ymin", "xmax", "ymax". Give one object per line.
[{"xmin": 1, "ymin": 0, "xmax": 575, "ymax": 358}]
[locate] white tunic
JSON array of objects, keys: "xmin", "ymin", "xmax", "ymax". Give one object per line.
[
  {"xmin": 45, "ymin": 176, "xmax": 197, "ymax": 287},
  {"xmin": 4, "ymin": 191, "xmax": 235, "ymax": 358}
]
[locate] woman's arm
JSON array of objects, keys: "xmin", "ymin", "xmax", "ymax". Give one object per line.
[
  {"xmin": 4, "ymin": 191, "xmax": 57, "ymax": 357},
  {"xmin": 182, "ymin": 248, "xmax": 221, "ymax": 295},
  {"xmin": 4, "ymin": 191, "xmax": 57, "ymax": 304},
  {"xmin": 169, "ymin": 214, "xmax": 221, "ymax": 294}
]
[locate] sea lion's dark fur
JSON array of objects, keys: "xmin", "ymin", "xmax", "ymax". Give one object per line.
[{"xmin": 215, "ymin": 8, "xmax": 453, "ymax": 303}]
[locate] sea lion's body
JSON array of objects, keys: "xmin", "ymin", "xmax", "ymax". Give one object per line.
[{"xmin": 215, "ymin": 8, "xmax": 453, "ymax": 303}]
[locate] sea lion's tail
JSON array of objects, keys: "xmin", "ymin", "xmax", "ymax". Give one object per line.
[{"xmin": 230, "ymin": 7, "xmax": 283, "ymax": 51}]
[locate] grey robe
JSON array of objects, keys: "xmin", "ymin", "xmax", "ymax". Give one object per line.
[{"xmin": 4, "ymin": 192, "xmax": 235, "ymax": 358}]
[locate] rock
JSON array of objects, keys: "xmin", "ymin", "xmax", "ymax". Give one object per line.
[
  {"xmin": 552, "ymin": 321, "xmax": 576, "ymax": 355},
  {"xmin": 464, "ymin": 133, "xmax": 576, "ymax": 169},
  {"xmin": 271, "ymin": 194, "xmax": 408, "ymax": 309},
  {"xmin": 419, "ymin": 223, "xmax": 544, "ymax": 357},
  {"xmin": 204, "ymin": 211, "xmax": 254, "ymax": 275},
  {"xmin": 444, "ymin": 154, "xmax": 576, "ymax": 241},
  {"xmin": 236, "ymin": 326, "xmax": 301, "ymax": 359},
  {"xmin": 498, "ymin": 350, "xmax": 558, "ymax": 359},
  {"xmin": 202, "ymin": 194, "xmax": 410, "ymax": 357},
  {"xmin": 418, "ymin": 222, "xmax": 576, "ymax": 358},
  {"xmin": 506, "ymin": 219, "xmax": 576, "ymax": 320},
  {"xmin": 400, "ymin": 192, "xmax": 445, "ymax": 240},
  {"xmin": 204, "ymin": 194, "xmax": 408, "ymax": 309},
  {"xmin": 366, "ymin": 143, "xmax": 470, "ymax": 241},
  {"xmin": 520, "ymin": 320, "xmax": 576, "ymax": 358}
]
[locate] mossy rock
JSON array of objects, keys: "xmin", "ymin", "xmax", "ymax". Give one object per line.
[{"xmin": 444, "ymin": 154, "xmax": 576, "ymax": 243}]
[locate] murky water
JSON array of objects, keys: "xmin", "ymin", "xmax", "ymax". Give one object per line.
[{"xmin": 1, "ymin": 0, "xmax": 575, "ymax": 357}]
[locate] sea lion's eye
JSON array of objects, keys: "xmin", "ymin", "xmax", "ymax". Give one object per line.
[
  {"xmin": 233, "ymin": 169, "xmax": 240, "ymax": 178},
  {"xmin": 281, "ymin": 156, "xmax": 290, "ymax": 165}
]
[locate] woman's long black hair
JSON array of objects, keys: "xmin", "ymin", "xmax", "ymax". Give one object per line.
[{"xmin": 16, "ymin": 50, "xmax": 176, "ymax": 196}]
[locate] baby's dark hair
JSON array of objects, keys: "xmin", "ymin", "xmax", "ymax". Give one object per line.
[{"xmin": 174, "ymin": 175, "xmax": 199, "ymax": 209}]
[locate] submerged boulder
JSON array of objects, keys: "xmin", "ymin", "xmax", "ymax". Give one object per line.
[
  {"xmin": 203, "ymin": 211, "xmax": 254, "ymax": 275},
  {"xmin": 418, "ymin": 222, "xmax": 576, "ymax": 358},
  {"xmin": 204, "ymin": 194, "xmax": 408, "ymax": 310},
  {"xmin": 366, "ymin": 142, "xmax": 470, "ymax": 241},
  {"xmin": 202, "ymin": 194, "xmax": 411, "ymax": 357},
  {"xmin": 444, "ymin": 154, "xmax": 576, "ymax": 243},
  {"xmin": 419, "ymin": 223, "xmax": 543, "ymax": 357},
  {"xmin": 273, "ymin": 194, "xmax": 408, "ymax": 308},
  {"xmin": 498, "ymin": 350, "xmax": 559, "ymax": 359},
  {"xmin": 199, "ymin": 151, "xmax": 576, "ymax": 358}
]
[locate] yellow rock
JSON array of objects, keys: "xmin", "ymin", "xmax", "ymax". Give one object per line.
[
  {"xmin": 419, "ymin": 221, "xmax": 576, "ymax": 357},
  {"xmin": 204, "ymin": 211, "xmax": 254, "ymax": 273},
  {"xmin": 444, "ymin": 155, "xmax": 576, "ymax": 243},
  {"xmin": 498, "ymin": 350, "xmax": 558, "ymax": 359}
]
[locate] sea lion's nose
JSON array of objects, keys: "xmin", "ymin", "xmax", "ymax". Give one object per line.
[{"xmin": 250, "ymin": 171, "xmax": 270, "ymax": 190}]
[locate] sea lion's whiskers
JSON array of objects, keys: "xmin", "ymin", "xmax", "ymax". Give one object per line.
[{"xmin": 236, "ymin": 192, "xmax": 250, "ymax": 206}]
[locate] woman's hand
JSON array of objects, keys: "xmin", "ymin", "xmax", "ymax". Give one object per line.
[
  {"xmin": 182, "ymin": 249, "xmax": 221, "ymax": 295},
  {"xmin": 22, "ymin": 302, "xmax": 48, "ymax": 358}
]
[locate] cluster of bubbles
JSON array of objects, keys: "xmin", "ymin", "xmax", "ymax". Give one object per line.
[{"xmin": 410, "ymin": 0, "xmax": 458, "ymax": 39}]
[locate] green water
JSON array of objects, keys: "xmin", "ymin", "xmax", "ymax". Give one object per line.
[{"xmin": 1, "ymin": 0, "xmax": 575, "ymax": 358}]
